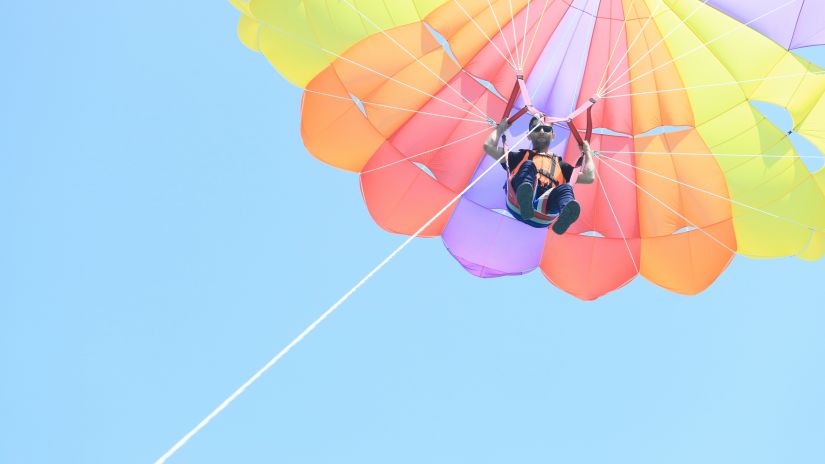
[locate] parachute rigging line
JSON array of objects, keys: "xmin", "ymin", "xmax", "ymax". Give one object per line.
[
  {"xmin": 262, "ymin": 18, "xmax": 491, "ymax": 120},
  {"xmin": 596, "ymin": 0, "xmax": 641, "ymax": 92},
  {"xmin": 602, "ymin": 70, "xmax": 825, "ymax": 98},
  {"xmin": 602, "ymin": 0, "xmax": 801, "ymax": 95},
  {"xmin": 602, "ymin": 154, "xmax": 825, "ymax": 233},
  {"xmin": 338, "ymin": 0, "xmax": 494, "ymax": 122},
  {"xmin": 486, "ymin": 0, "xmax": 520, "ymax": 66},
  {"xmin": 594, "ymin": 168, "xmax": 639, "ymax": 272},
  {"xmin": 599, "ymin": 156, "xmax": 738, "ymax": 254},
  {"xmin": 600, "ymin": 0, "xmax": 713, "ymax": 94},
  {"xmin": 154, "ymin": 124, "xmax": 543, "ymax": 464},
  {"xmin": 303, "ymin": 89, "xmax": 490, "ymax": 124},
  {"xmin": 599, "ymin": 0, "xmax": 667, "ymax": 95},
  {"xmin": 451, "ymin": 0, "xmax": 517, "ymax": 69}
]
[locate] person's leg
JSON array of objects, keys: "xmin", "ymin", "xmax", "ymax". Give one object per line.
[
  {"xmin": 544, "ymin": 183, "xmax": 574, "ymax": 215},
  {"xmin": 511, "ymin": 161, "xmax": 537, "ymax": 220},
  {"xmin": 545, "ymin": 184, "xmax": 580, "ymax": 235}
]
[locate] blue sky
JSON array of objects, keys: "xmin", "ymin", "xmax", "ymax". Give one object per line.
[{"xmin": 2, "ymin": 2, "xmax": 824, "ymax": 463}]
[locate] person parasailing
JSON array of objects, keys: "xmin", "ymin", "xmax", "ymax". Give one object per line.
[{"xmin": 483, "ymin": 114, "xmax": 596, "ymax": 234}]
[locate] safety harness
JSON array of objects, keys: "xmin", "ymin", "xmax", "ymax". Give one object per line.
[
  {"xmin": 498, "ymin": 75, "xmax": 598, "ymax": 226},
  {"xmin": 514, "ymin": 150, "xmax": 566, "ymax": 188}
]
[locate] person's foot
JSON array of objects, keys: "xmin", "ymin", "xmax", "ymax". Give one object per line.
[
  {"xmin": 552, "ymin": 200, "xmax": 581, "ymax": 235},
  {"xmin": 515, "ymin": 182, "xmax": 535, "ymax": 220}
]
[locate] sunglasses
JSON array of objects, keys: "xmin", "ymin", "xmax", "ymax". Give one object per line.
[{"xmin": 531, "ymin": 124, "xmax": 554, "ymax": 133}]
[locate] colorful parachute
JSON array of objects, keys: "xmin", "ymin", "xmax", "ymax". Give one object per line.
[{"xmin": 230, "ymin": 0, "xmax": 825, "ymax": 299}]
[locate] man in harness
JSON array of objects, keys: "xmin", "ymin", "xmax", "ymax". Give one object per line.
[{"xmin": 483, "ymin": 115, "xmax": 596, "ymax": 234}]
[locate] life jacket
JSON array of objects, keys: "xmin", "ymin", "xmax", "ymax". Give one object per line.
[{"xmin": 509, "ymin": 150, "xmax": 567, "ymax": 188}]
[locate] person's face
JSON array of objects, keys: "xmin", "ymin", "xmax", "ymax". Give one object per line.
[{"xmin": 528, "ymin": 121, "xmax": 554, "ymax": 145}]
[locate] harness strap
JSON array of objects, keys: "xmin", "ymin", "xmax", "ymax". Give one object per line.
[
  {"xmin": 567, "ymin": 97, "xmax": 596, "ymax": 148},
  {"xmin": 569, "ymin": 153, "xmax": 586, "ymax": 185},
  {"xmin": 502, "ymin": 77, "xmax": 522, "ymax": 121},
  {"xmin": 538, "ymin": 174, "xmax": 560, "ymax": 188},
  {"xmin": 566, "ymin": 97, "xmax": 599, "ymax": 185},
  {"xmin": 509, "ymin": 151, "xmax": 557, "ymax": 185},
  {"xmin": 496, "ymin": 79, "xmax": 599, "ymax": 217},
  {"xmin": 531, "ymin": 152, "xmax": 563, "ymax": 188},
  {"xmin": 510, "ymin": 150, "xmax": 530, "ymax": 179}
]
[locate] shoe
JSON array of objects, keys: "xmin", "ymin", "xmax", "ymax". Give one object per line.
[
  {"xmin": 515, "ymin": 182, "xmax": 535, "ymax": 220},
  {"xmin": 552, "ymin": 200, "xmax": 581, "ymax": 235}
]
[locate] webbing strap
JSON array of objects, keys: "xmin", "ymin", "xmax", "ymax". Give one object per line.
[
  {"xmin": 498, "ymin": 79, "xmax": 599, "ymax": 188},
  {"xmin": 567, "ymin": 97, "xmax": 597, "ymax": 148},
  {"xmin": 501, "ymin": 78, "xmax": 522, "ymax": 121},
  {"xmin": 500, "ymin": 79, "xmax": 599, "ymax": 138}
]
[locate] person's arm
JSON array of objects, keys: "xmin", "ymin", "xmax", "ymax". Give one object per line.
[
  {"xmin": 575, "ymin": 140, "xmax": 596, "ymax": 184},
  {"xmin": 483, "ymin": 120, "xmax": 508, "ymax": 161}
]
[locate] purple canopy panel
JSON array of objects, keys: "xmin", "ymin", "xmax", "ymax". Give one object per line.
[
  {"xmin": 526, "ymin": 0, "xmax": 599, "ymax": 139},
  {"xmin": 707, "ymin": 0, "xmax": 825, "ymax": 49},
  {"xmin": 462, "ymin": 151, "xmax": 508, "ymax": 210},
  {"xmin": 441, "ymin": 0, "xmax": 599, "ymax": 278},
  {"xmin": 442, "ymin": 200, "xmax": 547, "ymax": 277},
  {"xmin": 789, "ymin": 2, "xmax": 825, "ymax": 48}
]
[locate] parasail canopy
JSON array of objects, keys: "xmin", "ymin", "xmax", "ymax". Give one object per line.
[{"xmin": 230, "ymin": 0, "xmax": 825, "ymax": 300}]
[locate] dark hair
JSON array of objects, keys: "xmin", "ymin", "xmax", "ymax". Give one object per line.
[{"xmin": 529, "ymin": 115, "xmax": 553, "ymax": 132}]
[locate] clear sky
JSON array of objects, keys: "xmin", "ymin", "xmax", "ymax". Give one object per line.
[{"xmin": 2, "ymin": 2, "xmax": 824, "ymax": 463}]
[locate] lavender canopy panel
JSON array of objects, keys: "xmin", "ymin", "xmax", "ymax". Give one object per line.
[{"xmin": 707, "ymin": 0, "xmax": 825, "ymax": 49}]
